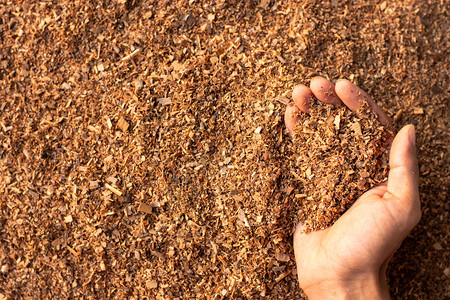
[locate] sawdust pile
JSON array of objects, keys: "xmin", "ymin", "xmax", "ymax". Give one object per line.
[
  {"xmin": 0, "ymin": 0, "xmax": 448, "ymax": 299},
  {"xmin": 291, "ymin": 100, "xmax": 392, "ymax": 232}
]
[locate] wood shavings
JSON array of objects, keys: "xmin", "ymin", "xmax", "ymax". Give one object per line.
[
  {"xmin": 237, "ymin": 209, "xmax": 251, "ymax": 228},
  {"xmin": 138, "ymin": 203, "xmax": 153, "ymax": 214},
  {"xmin": 0, "ymin": 1, "xmax": 447, "ymax": 299},
  {"xmin": 117, "ymin": 117, "xmax": 129, "ymax": 131},
  {"xmin": 349, "ymin": 121, "xmax": 363, "ymax": 136},
  {"xmin": 334, "ymin": 114, "xmax": 341, "ymax": 130},
  {"xmin": 275, "ymin": 252, "xmax": 290, "ymax": 262},
  {"xmin": 292, "ymin": 99, "xmax": 392, "ymax": 232},
  {"xmin": 146, "ymin": 280, "xmax": 158, "ymax": 289},
  {"xmin": 120, "ymin": 48, "xmax": 141, "ymax": 63},
  {"xmin": 105, "ymin": 183, "xmax": 123, "ymax": 196},
  {"xmin": 413, "ymin": 107, "xmax": 424, "ymax": 115},
  {"xmin": 158, "ymin": 97, "xmax": 172, "ymax": 105}
]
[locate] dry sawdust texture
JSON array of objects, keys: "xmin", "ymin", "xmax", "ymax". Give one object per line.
[
  {"xmin": 0, "ymin": 0, "xmax": 448, "ymax": 299},
  {"xmin": 291, "ymin": 100, "xmax": 392, "ymax": 232}
]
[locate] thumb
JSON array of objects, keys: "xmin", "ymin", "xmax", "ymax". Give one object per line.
[{"xmin": 387, "ymin": 124, "xmax": 420, "ymax": 205}]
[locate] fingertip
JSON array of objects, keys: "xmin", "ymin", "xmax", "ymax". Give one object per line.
[
  {"xmin": 391, "ymin": 124, "xmax": 416, "ymax": 160},
  {"xmin": 285, "ymin": 105, "xmax": 300, "ymax": 135},
  {"xmin": 310, "ymin": 77, "xmax": 341, "ymax": 105},
  {"xmin": 335, "ymin": 79, "xmax": 392, "ymax": 127},
  {"xmin": 335, "ymin": 79, "xmax": 360, "ymax": 111},
  {"xmin": 292, "ymin": 84, "xmax": 312, "ymax": 112},
  {"xmin": 387, "ymin": 124, "xmax": 419, "ymax": 201}
]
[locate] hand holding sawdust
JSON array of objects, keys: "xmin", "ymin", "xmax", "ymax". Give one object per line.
[
  {"xmin": 285, "ymin": 77, "xmax": 421, "ymax": 299},
  {"xmin": 288, "ymin": 82, "xmax": 393, "ymax": 233}
]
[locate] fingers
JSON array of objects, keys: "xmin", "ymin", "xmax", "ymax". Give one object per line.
[
  {"xmin": 285, "ymin": 104, "xmax": 300, "ymax": 134},
  {"xmin": 386, "ymin": 125, "xmax": 421, "ymax": 220},
  {"xmin": 335, "ymin": 79, "xmax": 391, "ymax": 126},
  {"xmin": 310, "ymin": 77, "xmax": 342, "ymax": 105},
  {"xmin": 285, "ymin": 78, "xmax": 341, "ymax": 134},
  {"xmin": 286, "ymin": 77, "xmax": 392, "ymax": 136},
  {"xmin": 286, "ymin": 84, "xmax": 312, "ymax": 134},
  {"xmin": 293, "ymin": 84, "xmax": 313, "ymax": 113}
]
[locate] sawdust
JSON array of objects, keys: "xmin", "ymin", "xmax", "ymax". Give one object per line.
[
  {"xmin": 0, "ymin": 0, "xmax": 448, "ymax": 299},
  {"xmin": 291, "ymin": 99, "xmax": 392, "ymax": 232}
]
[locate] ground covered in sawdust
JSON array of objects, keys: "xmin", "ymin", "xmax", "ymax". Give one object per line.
[{"xmin": 0, "ymin": 0, "xmax": 448, "ymax": 299}]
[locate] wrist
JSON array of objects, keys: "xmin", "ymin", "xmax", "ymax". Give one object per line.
[{"xmin": 303, "ymin": 271, "xmax": 390, "ymax": 300}]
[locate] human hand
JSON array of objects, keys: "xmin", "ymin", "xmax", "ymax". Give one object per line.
[{"xmin": 285, "ymin": 77, "xmax": 421, "ymax": 300}]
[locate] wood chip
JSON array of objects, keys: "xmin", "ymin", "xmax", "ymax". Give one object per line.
[
  {"xmin": 138, "ymin": 203, "xmax": 153, "ymax": 214},
  {"xmin": 275, "ymin": 270, "xmax": 292, "ymax": 283},
  {"xmin": 413, "ymin": 107, "xmax": 424, "ymax": 114},
  {"xmin": 334, "ymin": 114, "xmax": 341, "ymax": 130},
  {"xmin": 100, "ymin": 261, "xmax": 106, "ymax": 271},
  {"xmin": 350, "ymin": 121, "xmax": 362, "ymax": 136},
  {"xmin": 105, "ymin": 183, "xmax": 123, "ymax": 196},
  {"xmin": 67, "ymin": 245, "xmax": 80, "ymax": 256},
  {"xmin": 237, "ymin": 209, "xmax": 250, "ymax": 227},
  {"xmin": 275, "ymin": 252, "xmax": 290, "ymax": 262},
  {"xmin": 89, "ymin": 180, "xmax": 99, "ymax": 189},
  {"xmin": 432, "ymin": 242, "xmax": 443, "ymax": 250},
  {"xmin": 117, "ymin": 117, "xmax": 129, "ymax": 131},
  {"xmin": 120, "ymin": 48, "xmax": 141, "ymax": 62},
  {"xmin": 146, "ymin": 280, "xmax": 158, "ymax": 289},
  {"xmin": 51, "ymin": 238, "xmax": 64, "ymax": 248},
  {"xmin": 97, "ymin": 64, "xmax": 105, "ymax": 72},
  {"xmin": 158, "ymin": 98, "xmax": 172, "ymax": 105}
]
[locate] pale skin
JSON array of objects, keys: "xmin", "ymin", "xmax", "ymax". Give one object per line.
[{"xmin": 285, "ymin": 77, "xmax": 421, "ymax": 300}]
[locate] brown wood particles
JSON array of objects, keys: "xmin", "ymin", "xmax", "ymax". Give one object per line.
[
  {"xmin": 0, "ymin": 0, "xmax": 448, "ymax": 299},
  {"xmin": 292, "ymin": 100, "xmax": 392, "ymax": 232}
]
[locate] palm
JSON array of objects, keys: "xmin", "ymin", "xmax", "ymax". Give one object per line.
[{"xmin": 295, "ymin": 186, "xmax": 399, "ymax": 287}]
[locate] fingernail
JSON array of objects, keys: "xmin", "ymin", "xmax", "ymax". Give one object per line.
[{"xmin": 409, "ymin": 125, "xmax": 416, "ymax": 145}]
